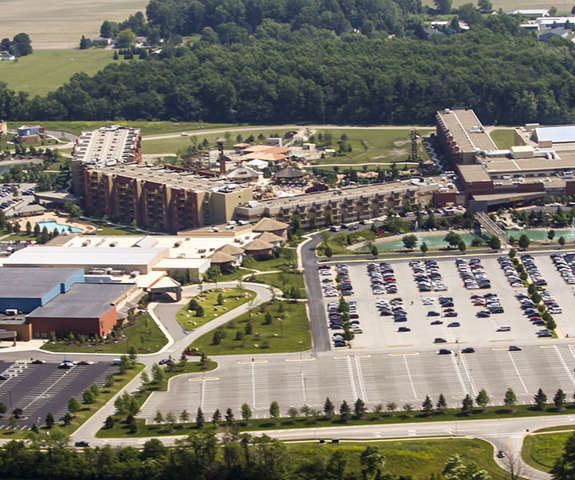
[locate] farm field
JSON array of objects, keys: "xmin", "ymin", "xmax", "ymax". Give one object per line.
[
  {"xmin": 0, "ymin": 0, "xmax": 147, "ymax": 50},
  {"xmin": 423, "ymin": 0, "xmax": 574, "ymax": 10},
  {"xmin": 0, "ymin": 50, "xmax": 115, "ymax": 96}
]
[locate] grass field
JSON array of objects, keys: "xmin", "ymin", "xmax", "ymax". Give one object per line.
[
  {"xmin": 242, "ymin": 248, "xmax": 299, "ymax": 273},
  {"xmin": 0, "ymin": 50, "xmax": 116, "ymax": 96},
  {"xmin": 423, "ymin": 0, "xmax": 574, "ymax": 10},
  {"xmin": 190, "ymin": 300, "xmax": 311, "ymax": 354},
  {"xmin": 0, "ymin": 0, "xmax": 147, "ymax": 50},
  {"xmin": 490, "ymin": 129, "xmax": 521, "ymax": 149},
  {"xmin": 176, "ymin": 288, "xmax": 256, "ymax": 330},
  {"xmin": 142, "ymin": 128, "xmax": 291, "ymax": 154},
  {"xmin": 250, "ymin": 272, "xmax": 306, "ymax": 298},
  {"xmin": 309, "ymin": 129, "xmax": 433, "ymax": 166},
  {"xmin": 41, "ymin": 312, "xmax": 168, "ymax": 354},
  {"xmin": 522, "ymin": 431, "xmax": 572, "ymax": 472},
  {"xmin": 288, "ymin": 438, "xmax": 509, "ymax": 480}
]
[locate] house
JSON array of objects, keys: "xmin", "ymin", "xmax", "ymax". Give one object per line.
[
  {"xmin": 208, "ymin": 250, "xmax": 236, "ymax": 270},
  {"xmin": 215, "ymin": 244, "xmax": 244, "ymax": 266},
  {"xmin": 226, "ymin": 166, "xmax": 260, "ymax": 183},
  {"xmin": 0, "ymin": 52, "xmax": 15, "ymax": 61},
  {"xmin": 274, "ymin": 166, "xmax": 307, "ymax": 184},
  {"xmin": 18, "ymin": 125, "xmax": 44, "ymax": 137},
  {"xmin": 252, "ymin": 217, "xmax": 289, "ymax": 240},
  {"xmin": 539, "ymin": 27, "xmax": 569, "ymax": 41},
  {"xmin": 243, "ymin": 239, "xmax": 274, "ymax": 259},
  {"xmin": 509, "ymin": 9, "xmax": 549, "ymax": 18},
  {"xmin": 257, "ymin": 231, "xmax": 283, "ymax": 247}
]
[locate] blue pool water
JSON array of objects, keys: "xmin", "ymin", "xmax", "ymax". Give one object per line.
[{"xmin": 37, "ymin": 220, "xmax": 83, "ymax": 233}]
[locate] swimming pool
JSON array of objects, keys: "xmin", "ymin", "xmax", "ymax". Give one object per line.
[{"xmin": 37, "ymin": 220, "xmax": 83, "ymax": 234}]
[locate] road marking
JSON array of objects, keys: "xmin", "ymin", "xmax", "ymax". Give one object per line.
[
  {"xmin": 22, "ymin": 368, "xmax": 74, "ymax": 411},
  {"xmin": 356, "ymin": 354, "xmax": 372, "ymax": 359},
  {"xmin": 403, "ymin": 355, "xmax": 417, "ymax": 399},
  {"xmin": 459, "ymin": 354, "xmax": 476, "ymax": 397},
  {"xmin": 285, "ymin": 358, "xmax": 316, "ymax": 362},
  {"xmin": 450, "ymin": 354, "xmax": 469, "ymax": 396},
  {"xmin": 506, "ymin": 351, "xmax": 529, "ymax": 394},
  {"xmin": 354, "ymin": 356, "xmax": 368, "ymax": 402},
  {"xmin": 300, "ymin": 370, "xmax": 307, "ymax": 403},
  {"xmin": 188, "ymin": 377, "xmax": 219, "ymax": 382},
  {"xmin": 346, "ymin": 356, "xmax": 358, "ymax": 400},
  {"xmin": 251, "ymin": 362, "xmax": 256, "ymax": 409},
  {"xmin": 238, "ymin": 360, "xmax": 268, "ymax": 365},
  {"xmin": 388, "ymin": 345, "xmax": 415, "ymax": 348},
  {"xmin": 539, "ymin": 345, "xmax": 554, "ymax": 349},
  {"xmin": 553, "ymin": 345, "xmax": 575, "ymax": 387},
  {"xmin": 334, "ymin": 356, "xmax": 349, "ymax": 360},
  {"xmin": 567, "ymin": 344, "xmax": 575, "ymax": 361},
  {"xmin": 388, "ymin": 352, "xmax": 419, "ymax": 357},
  {"xmin": 491, "ymin": 347, "xmax": 508, "ymax": 351}
]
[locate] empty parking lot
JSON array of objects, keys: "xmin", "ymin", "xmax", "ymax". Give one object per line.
[
  {"xmin": 0, "ymin": 361, "xmax": 116, "ymax": 429},
  {"xmin": 140, "ymin": 343, "xmax": 575, "ymax": 420}
]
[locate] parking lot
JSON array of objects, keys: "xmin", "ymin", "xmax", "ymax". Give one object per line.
[
  {"xmin": 0, "ymin": 361, "xmax": 116, "ymax": 429},
  {"xmin": 322, "ymin": 252, "xmax": 575, "ymax": 351},
  {"xmin": 140, "ymin": 343, "xmax": 575, "ymax": 419}
]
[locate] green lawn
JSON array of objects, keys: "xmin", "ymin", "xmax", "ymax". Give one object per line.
[
  {"xmin": 250, "ymin": 272, "xmax": 306, "ymax": 298},
  {"xmin": 522, "ymin": 431, "xmax": 571, "ymax": 472},
  {"xmin": 37, "ymin": 121, "xmax": 236, "ymax": 137},
  {"xmin": 176, "ymin": 288, "xmax": 256, "ymax": 330},
  {"xmin": 0, "ymin": 50, "xmax": 116, "ymax": 96},
  {"xmin": 242, "ymin": 248, "xmax": 298, "ymax": 272},
  {"xmin": 490, "ymin": 129, "xmax": 522, "ymax": 149},
  {"xmin": 310, "ymin": 129, "xmax": 433, "ymax": 166},
  {"xmin": 85, "ymin": 220, "xmax": 144, "ymax": 235},
  {"xmin": 142, "ymin": 128, "xmax": 291, "ymax": 154},
  {"xmin": 190, "ymin": 300, "xmax": 311, "ymax": 354},
  {"xmin": 41, "ymin": 312, "xmax": 168, "ymax": 354},
  {"xmin": 288, "ymin": 438, "xmax": 509, "ymax": 480}
]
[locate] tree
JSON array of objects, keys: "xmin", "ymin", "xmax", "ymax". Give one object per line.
[
  {"xmin": 196, "ymin": 305, "xmax": 205, "ymax": 317},
  {"xmin": 478, "ymin": 0, "xmax": 492, "ymax": 12},
  {"xmin": 325, "ymin": 244, "xmax": 333, "ymax": 257},
  {"xmin": 79, "ymin": 35, "xmax": 90, "ymax": 50},
  {"xmin": 287, "ymin": 407, "xmax": 299, "ymax": 421},
  {"xmin": 458, "ymin": 240, "xmax": 466, "ymax": 252},
  {"xmin": 225, "ymin": 407, "xmax": 234, "ymax": 425},
  {"xmin": 82, "ymin": 389, "xmax": 95, "ymax": 404},
  {"xmin": 45, "ymin": 412, "xmax": 54, "ymax": 429},
  {"xmin": 461, "ymin": 394, "xmax": 473, "ymax": 415},
  {"xmin": 386, "ymin": 402, "xmax": 397, "ymax": 413},
  {"xmin": 154, "ymin": 410, "xmax": 164, "ymax": 424},
  {"xmin": 104, "ymin": 416, "xmax": 114, "ymax": 429},
  {"xmin": 68, "ymin": 397, "xmax": 81, "ymax": 413},
  {"xmin": 402, "ymin": 234, "xmax": 417, "ymax": 250},
  {"xmin": 559, "ymin": 236, "xmax": 566, "ymax": 247},
  {"xmin": 340, "ymin": 400, "xmax": 351, "ymax": 423},
  {"xmin": 504, "ymin": 388, "xmax": 517, "ymax": 410},
  {"xmin": 444, "ymin": 231, "xmax": 462, "ymax": 249},
  {"xmin": 518, "ymin": 234, "xmax": 530, "ymax": 250},
  {"xmin": 180, "ymin": 409, "xmax": 190, "ymax": 423},
  {"xmin": 548, "ymin": 229, "xmax": 556, "ymax": 240},
  {"xmin": 269, "ymin": 401, "xmax": 280, "ymax": 419},
  {"xmin": 12, "ymin": 33, "xmax": 33, "ymax": 56},
  {"xmin": 360, "ymin": 446, "xmax": 385, "ymax": 480},
  {"xmin": 552, "ymin": 432, "xmax": 575, "ymax": 480},
  {"xmin": 324, "ymin": 397, "xmax": 335, "ymax": 418},
  {"xmin": 534, "ymin": 388, "xmax": 547, "ymax": 411},
  {"xmin": 436, "ymin": 394, "xmax": 447, "ymax": 413},
  {"xmin": 63, "ymin": 412, "xmax": 72, "ymax": 426},
  {"xmin": 241, "ymin": 403, "xmax": 252, "ymax": 422},
  {"xmin": 117, "ymin": 28, "xmax": 136, "ymax": 48},
  {"xmin": 422, "ymin": 395, "xmax": 433, "ymax": 416},
  {"xmin": 196, "ymin": 407, "xmax": 205, "ymax": 428},
  {"xmin": 217, "ymin": 292, "xmax": 224, "ymax": 305},
  {"xmin": 489, "ymin": 236, "xmax": 501, "ymax": 250},
  {"xmin": 420, "ymin": 241, "xmax": 428, "ymax": 254},
  {"xmin": 475, "ymin": 389, "xmax": 490, "ymax": 410},
  {"xmin": 212, "ymin": 409, "xmax": 222, "ymax": 425},
  {"xmin": 554, "ymin": 389, "xmax": 566, "ymax": 411},
  {"xmin": 434, "ymin": 0, "xmax": 452, "ymax": 14},
  {"xmin": 100, "ymin": 20, "xmax": 115, "ymax": 38},
  {"xmin": 0, "ymin": 401, "xmax": 6, "ymax": 416},
  {"xmin": 354, "ymin": 398, "xmax": 366, "ymax": 419},
  {"xmin": 370, "ymin": 243, "xmax": 378, "ymax": 257}
]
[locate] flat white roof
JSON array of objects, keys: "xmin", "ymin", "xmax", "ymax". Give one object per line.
[
  {"xmin": 154, "ymin": 258, "xmax": 210, "ymax": 270},
  {"xmin": 536, "ymin": 126, "xmax": 575, "ymax": 144},
  {"xmin": 4, "ymin": 246, "xmax": 165, "ymax": 267}
]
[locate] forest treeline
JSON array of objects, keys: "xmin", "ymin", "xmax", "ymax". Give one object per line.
[
  {"xmin": 1, "ymin": 17, "xmax": 575, "ymax": 125},
  {"xmin": 0, "ymin": 429, "xmax": 491, "ymax": 480}
]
